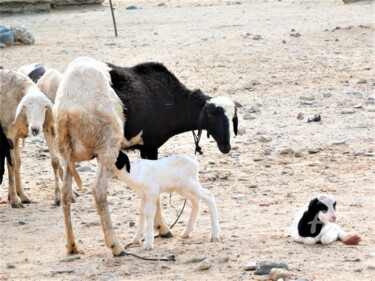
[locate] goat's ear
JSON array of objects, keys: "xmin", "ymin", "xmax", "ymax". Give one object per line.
[
  {"xmin": 115, "ymin": 150, "xmax": 131, "ymax": 173},
  {"xmin": 233, "ymin": 108, "xmax": 238, "ymax": 136}
]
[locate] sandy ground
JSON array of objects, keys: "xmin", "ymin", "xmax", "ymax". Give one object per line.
[{"xmin": 1, "ymin": 0, "xmax": 375, "ymax": 280}]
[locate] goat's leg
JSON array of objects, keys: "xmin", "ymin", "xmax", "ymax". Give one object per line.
[
  {"xmin": 61, "ymin": 159, "xmax": 78, "ymax": 254},
  {"xmin": 154, "ymin": 197, "xmax": 173, "ymax": 238},
  {"xmin": 44, "ymin": 130, "xmax": 62, "ymax": 206},
  {"xmin": 132, "ymin": 197, "xmax": 146, "ymax": 244},
  {"xmin": 7, "ymin": 143, "xmax": 22, "ymax": 208},
  {"xmin": 144, "ymin": 195, "xmax": 157, "ymax": 251},
  {"xmin": 93, "ymin": 161, "xmax": 125, "ymax": 256}
]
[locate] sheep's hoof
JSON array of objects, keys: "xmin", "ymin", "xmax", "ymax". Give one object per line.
[
  {"xmin": 211, "ymin": 237, "xmax": 221, "ymax": 242},
  {"xmin": 67, "ymin": 244, "xmax": 79, "ymax": 254},
  {"xmin": 160, "ymin": 231, "xmax": 173, "ymax": 238},
  {"xmin": 21, "ymin": 198, "xmax": 31, "ymax": 204},
  {"xmin": 11, "ymin": 202, "xmax": 24, "ymax": 208},
  {"xmin": 54, "ymin": 200, "xmax": 61, "ymax": 207},
  {"xmin": 114, "ymin": 250, "xmax": 127, "ymax": 257}
]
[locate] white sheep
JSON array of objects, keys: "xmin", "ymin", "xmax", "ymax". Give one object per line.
[
  {"xmin": 113, "ymin": 151, "xmax": 220, "ymax": 251},
  {"xmin": 0, "ymin": 68, "xmax": 65, "ymax": 207},
  {"xmin": 18, "ymin": 63, "xmax": 63, "ymax": 103},
  {"xmin": 53, "ymin": 56, "xmax": 127, "ymax": 256},
  {"xmin": 290, "ymin": 194, "xmax": 347, "ymax": 245}
]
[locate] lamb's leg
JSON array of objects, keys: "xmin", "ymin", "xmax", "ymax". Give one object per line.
[
  {"xmin": 132, "ymin": 197, "xmax": 146, "ymax": 244},
  {"xmin": 181, "ymin": 196, "xmax": 200, "ymax": 239},
  {"xmin": 93, "ymin": 161, "xmax": 125, "ymax": 256},
  {"xmin": 13, "ymin": 139, "xmax": 30, "ymax": 205},
  {"xmin": 144, "ymin": 194, "xmax": 157, "ymax": 251},
  {"xmin": 61, "ymin": 159, "xmax": 78, "ymax": 254},
  {"xmin": 199, "ymin": 188, "xmax": 220, "ymax": 242},
  {"xmin": 7, "ymin": 144, "xmax": 22, "ymax": 208},
  {"xmin": 43, "ymin": 130, "xmax": 62, "ymax": 206},
  {"xmin": 154, "ymin": 197, "xmax": 173, "ymax": 238}
]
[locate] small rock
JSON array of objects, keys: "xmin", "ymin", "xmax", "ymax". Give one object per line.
[
  {"xmin": 300, "ymin": 95, "xmax": 315, "ymax": 101},
  {"xmin": 366, "ymin": 107, "xmax": 375, "ymax": 112},
  {"xmin": 353, "ymin": 104, "xmax": 363, "ymax": 109},
  {"xmin": 295, "ymin": 278, "xmax": 309, "ymax": 281},
  {"xmin": 233, "ymin": 195, "xmax": 248, "ymax": 202},
  {"xmin": 279, "ymin": 148, "xmax": 294, "ymax": 155},
  {"xmin": 323, "ymin": 92, "xmax": 332, "ymax": 98},
  {"xmin": 249, "ymin": 184, "xmax": 258, "ymax": 189},
  {"xmin": 126, "ymin": 5, "xmax": 138, "ymax": 10},
  {"xmin": 352, "ymin": 92, "xmax": 365, "ymax": 98},
  {"xmin": 50, "ymin": 269, "xmax": 74, "ymax": 274},
  {"xmin": 243, "ymin": 113, "xmax": 256, "ymax": 120},
  {"xmin": 244, "ymin": 261, "xmax": 257, "ymax": 271},
  {"xmin": 129, "ymin": 221, "xmax": 135, "ymax": 227},
  {"xmin": 6, "ymin": 262, "xmax": 15, "ymax": 269},
  {"xmin": 195, "ymin": 260, "xmax": 211, "ymax": 271},
  {"xmin": 308, "ymin": 148, "xmax": 319, "ymax": 154},
  {"xmin": 332, "ymin": 140, "xmax": 346, "ymax": 145},
  {"xmin": 357, "ymin": 79, "xmax": 367, "ymax": 85},
  {"xmin": 297, "ymin": 112, "xmax": 304, "ymax": 120},
  {"xmin": 244, "ymin": 105, "xmax": 257, "ymax": 113},
  {"xmin": 286, "ymin": 192, "xmax": 293, "ymax": 198},
  {"xmin": 157, "ymin": 2, "xmax": 165, "ymax": 6},
  {"xmin": 341, "ymin": 109, "xmax": 355, "ymax": 114},
  {"xmin": 18, "ymin": 221, "xmax": 26, "ymax": 225},
  {"xmin": 269, "ymin": 268, "xmax": 291, "ymax": 281},
  {"xmin": 254, "ymin": 261, "xmax": 289, "ymax": 275},
  {"xmin": 60, "ymin": 255, "xmax": 81, "ymax": 262},
  {"xmin": 282, "ymin": 39, "xmax": 286, "ymax": 44},
  {"xmin": 253, "ymin": 35, "xmax": 262, "ymax": 40},
  {"xmin": 301, "ymin": 101, "xmax": 315, "ymax": 105},
  {"xmin": 290, "ymin": 32, "xmax": 301, "ymax": 37},
  {"xmin": 294, "ymin": 151, "xmax": 303, "ymax": 158},
  {"xmin": 76, "ymin": 166, "xmax": 92, "ymax": 172},
  {"xmin": 259, "ymin": 136, "xmax": 272, "ymax": 143},
  {"xmin": 251, "ymin": 80, "xmax": 261, "ymax": 86}
]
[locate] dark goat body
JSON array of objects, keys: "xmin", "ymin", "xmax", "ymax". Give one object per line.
[
  {"xmin": 0, "ymin": 123, "xmax": 13, "ymax": 184},
  {"xmin": 108, "ymin": 62, "xmax": 237, "ymax": 160},
  {"xmin": 298, "ymin": 198, "xmax": 336, "ymax": 237},
  {"xmin": 27, "ymin": 65, "xmax": 46, "ymax": 83}
]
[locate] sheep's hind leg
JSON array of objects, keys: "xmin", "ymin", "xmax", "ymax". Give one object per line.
[
  {"xmin": 61, "ymin": 160, "xmax": 78, "ymax": 254},
  {"xmin": 93, "ymin": 161, "xmax": 125, "ymax": 256},
  {"xmin": 181, "ymin": 196, "xmax": 200, "ymax": 239},
  {"xmin": 154, "ymin": 197, "xmax": 173, "ymax": 238}
]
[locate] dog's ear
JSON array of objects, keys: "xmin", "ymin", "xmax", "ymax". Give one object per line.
[{"xmin": 115, "ymin": 150, "xmax": 131, "ymax": 173}]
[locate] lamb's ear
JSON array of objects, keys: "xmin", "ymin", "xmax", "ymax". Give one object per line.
[
  {"xmin": 115, "ymin": 150, "xmax": 131, "ymax": 173},
  {"xmin": 308, "ymin": 198, "xmax": 319, "ymax": 211},
  {"xmin": 232, "ymin": 107, "xmax": 238, "ymax": 136}
]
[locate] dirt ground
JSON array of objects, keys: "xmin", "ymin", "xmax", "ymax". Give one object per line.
[{"xmin": 1, "ymin": 0, "xmax": 374, "ymax": 280}]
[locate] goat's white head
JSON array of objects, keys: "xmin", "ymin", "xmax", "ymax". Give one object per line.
[
  {"xmin": 14, "ymin": 87, "xmax": 53, "ymax": 137},
  {"xmin": 199, "ymin": 96, "xmax": 238, "ymax": 154},
  {"xmin": 308, "ymin": 194, "xmax": 337, "ymax": 224}
]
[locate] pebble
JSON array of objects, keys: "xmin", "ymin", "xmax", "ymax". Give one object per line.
[
  {"xmin": 295, "ymin": 278, "xmax": 309, "ymax": 281},
  {"xmin": 243, "ymin": 113, "xmax": 256, "ymax": 120},
  {"xmin": 126, "ymin": 5, "xmax": 138, "ymax": 10},
  {"xmin": 301, "ymin": 101, "xmax": 314, "ymax": 105},
  {"xmin": 282, "ymin": 39, "xmax": 286, "ymax": 43},
  {"xmin": 297, "ymin": 112, "xmax": 304, "ymax": 120},
  {"xmin": 244, "ymin": 105, "xmax": 257, "ymax": 113},
  {"xmin": 50, "ymin": 269, "xmax": 75, "ymax": 274},
  {"xmin": 76, "ymin": 166, "xmax": 92, "ymax": 172},
  {"xmin": 300, "ymin": 95, "xmax": 315, "ymax": 101},
  {"xmin": 60, "ymin": 255, "xmax": 81, "ymax": 262},
  {"xmin": 357, "ymin": 79, "xmax": 367, "ymax": 84},
  {"xmin": 279, "ymin": 148, "xmax": 295, "ymax": 155},
  {"xmin": 353, "ymin": 104, "xmax": 363, "ymax": 109},
  {"xmin": 233, "ymin": 195, "xmax": 248, "ymax": 202},
  {"xmin": 308, "ymin": 148, "xmax": 319, "ymax": 154},
  {"xmin": 332, "ymin": 140, "xmax": 346, "ymax": 145},
  {"xmin": 290, "ymin": 32, "xmax": 301, "ymax": 37},
  {"xmin": 244, "ymin": 261, "xmax": 257, "ymax": 271},
  {"xmin": 129, "ymin": 221, "xmax": 135, "ymax": 227},
  {"xmin": 366, "ymin": 107, "xmax": 375, "ymax": 112},
  {"xmin": 341, "ymin": 109, "xmax": 355, "ymax": 114},
  {"xmin": 253, "ymin": 35, "xmax": 262, "ymax": 40},
  {"xmin": 249, "ymin": 184, "xmax": 258, "ymax": 188},
  {"xmin": 269, "ymin": 268, "xmax": 291, "ymax": 281},
  {"xmin": 294, "ymin": 151, "xmax": 303, "ymax": 158},
  {"xmin": 6, "ymin": 262, "xmax": 15, "ymax": 269},
  {"xmin": 195, "ymin": 260, "xmax": 211, "ymax": 271},
  {"xmin": 254, "ymin": 261, "xmax": 289, "ymax": 275},
  {"xmin": 251, "ymin": 80, "xmax": 261, "ymax": 86},
  {"xmin": 323, "ymin": 92, "xmax": 332, "ymax": 98},
  {"xmin": 368, "ymin": 95, "xmax": 375, "ymax": 100},
  {"xmin": 352, "ymin": 92, "xmax": 365, "ymax": 98},
  {"xmin": 259, "ymin": 136, "xmax": 272, "ymax": 143},
  {"xmin": 18, "ymin": 221, "xmax": 26, "ymax": 225},
  {"xmin": 243, "ymin": 84, "xmax": 254, "ymax": 91}
]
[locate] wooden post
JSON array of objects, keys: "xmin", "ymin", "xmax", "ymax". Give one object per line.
[{"xmin": 109, "ymin": 0, "xmax": 118, "ymax": 37}]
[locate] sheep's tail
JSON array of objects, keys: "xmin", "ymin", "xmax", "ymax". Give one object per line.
[{"xmin": 55, "ymin": 114, "xmax": 83, "ymax": 190}]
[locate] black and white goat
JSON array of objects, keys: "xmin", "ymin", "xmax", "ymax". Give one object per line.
[
  {"xmin": 108, "ymin": 62, "xmax": 238, "ymax": 237},
  {"xmin": 290, "ymin": 194, "xmax": 347, "ymax": 245},
  {"xmin": 114, "ymin": 151, "xmax": 220, "ymax": 250}
]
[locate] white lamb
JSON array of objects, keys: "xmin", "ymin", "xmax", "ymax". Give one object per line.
[{"xmin": 113, "ymin": 151, "xmax": 220, "ymax": 251}]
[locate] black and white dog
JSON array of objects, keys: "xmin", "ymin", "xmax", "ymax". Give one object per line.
[{"xmin": 291, "ymin": 194, "xmax": 347, "ymax": 245}]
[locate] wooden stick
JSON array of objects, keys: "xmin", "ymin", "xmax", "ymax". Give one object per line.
[{"xmin": 108, "ymin": 0, "xmax": 118, "ymax": 37}]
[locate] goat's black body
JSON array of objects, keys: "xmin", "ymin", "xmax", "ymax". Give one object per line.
[
  {"xmin": 297, "ymin": 198, "xmax": 329, "ymax": 237},
  {"xmin": 108, "ymin": 62, "xmax": 212, "ymax": 160},
  {"xmin": 28, "ymin": 65, "xmax": 46, "ymax": 83},
  {"xmin": 0, "ymin": 124, "xmax": 13, "ymax": 184}
]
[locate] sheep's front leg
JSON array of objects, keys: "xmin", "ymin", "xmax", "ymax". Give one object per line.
[
  {"xmin": 7, "ymin": 147, "xmax": 22, "ymax": 208},
  {"xmin": 13, "ymin": 140, "xmax": 30, "ymax": 204},
  {"xmin": 61, "ymin": 160, "xmax": 78, "ymax": 254},
  {"xmin": 181, "ymin": 197, "xmax": 200, "ymax": 239},
  {"xmin": 93, "ymin": 162, "xmax": 125, "ymax": 256},
  {"xmin": 144, "ymin": 195, "xmax": 157, "ymax": 251},
  {"xmin": 154, "ymin": 197, "xmax": 173, "ymax": 238},
  {"xmin": 132, "ymin": 197, "xmax": 146, "ymax": 244}
]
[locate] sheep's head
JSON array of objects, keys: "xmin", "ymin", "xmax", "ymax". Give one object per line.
[
  {"xmin": 308, "ymin": 194, "xmax": 337, "ymax": 224},
  {"xmin": 199, "ymin": 96, "xmax": 238, "ymax": 154},
  {"xmin": 13, "ymin": 87, "xmax": 53, "ymax": 137}
]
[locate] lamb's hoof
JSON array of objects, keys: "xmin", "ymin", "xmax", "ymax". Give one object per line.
[
  {"xmin": 11, "ymin": 201, "xmax": 24, "ymax": 208},
  {"xmin": 144, "ymin": 245, "xmax": 154, "ymax": 251},
  {"xmin": 114, "ymin": 250, "xmax": 127, "ymax": 257},
  {"xmin": 54, "ymin": 200, "xmax": 61, "ymax": 207},
  {"xmin": 67, "ymin": 244, "xmax": 79, "ymax": 254},
  {"xmin": 160, "ymin": 231, "xmax": 173, "ymax": 238},
  {"xmin": 211, "ymin": 237, "xmax": 221, "ymax": 242},
  {"xmin": 181, "ymin": 233, "xmax": 190, "ymax": 239}
]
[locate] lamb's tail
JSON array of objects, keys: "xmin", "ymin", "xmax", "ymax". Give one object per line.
[{"xmin": 55, "ymin": 115, "xmax": 82, "ymax": 189}]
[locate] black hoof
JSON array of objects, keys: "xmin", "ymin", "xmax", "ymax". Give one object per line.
[
  {"xmin": 54, "ymin": 201, "xmax": 61, "ymax": 207},
  {"xmin": 160, "ymin": 231, "xmax": 173, "ymax": 238},
  {"xmin": 11, "ymin": 203, "xmax": 24, "ymax": 208},
  {"xmin": 114, "ymin": 250, "xmax": 127, "ymax": 257},
  {"xmin": 21, "ymin": 199, "xmax": 31, "ymax": 204}
]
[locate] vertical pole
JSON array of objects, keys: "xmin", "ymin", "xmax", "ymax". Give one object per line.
[{"xmin": 109, "ymin": 0, "xmax": 118, "ymax": 37}]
